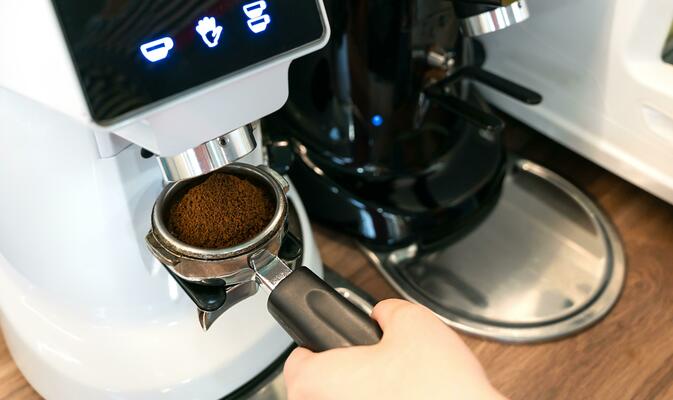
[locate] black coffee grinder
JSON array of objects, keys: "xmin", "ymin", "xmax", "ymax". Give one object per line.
[
  {"xmin": 268, "ymin": 0, "xmax": 539, "ymax": 249},
  {"xmin": 266, "ymin": 0, "xmax": 626, "ymax": 342}
]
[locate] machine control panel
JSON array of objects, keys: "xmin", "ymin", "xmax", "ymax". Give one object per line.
[{"xmin": 51, "ymin": 0, "xmax": 326, "ymax": 123}]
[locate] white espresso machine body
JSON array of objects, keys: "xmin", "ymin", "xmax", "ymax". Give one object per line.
[
  {"xmin": 478, "ymin": 0, "xmax": 673, "ymax": 204},
  {"xmin": 0, "ymin": 0, "xmax": 329, "ymax": 398}
]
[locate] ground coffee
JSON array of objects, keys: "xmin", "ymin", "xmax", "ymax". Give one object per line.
[{"xmin": 167, "ymin": 173, "xmax": 275, "ymax": 249}]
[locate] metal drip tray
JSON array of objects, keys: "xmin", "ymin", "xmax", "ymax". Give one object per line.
[{"xmin": 362, "ymin": 159, "xmax": 625, "ymax": 342}]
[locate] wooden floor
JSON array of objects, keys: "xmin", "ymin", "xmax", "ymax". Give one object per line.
[{"xmin": 2, "ymin": 120, "xmax": 673, "ymax": 399}]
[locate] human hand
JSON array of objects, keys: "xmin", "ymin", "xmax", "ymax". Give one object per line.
[{"xmin": 284, "ymin": 299, "xmax": 505, "ymax": 400}]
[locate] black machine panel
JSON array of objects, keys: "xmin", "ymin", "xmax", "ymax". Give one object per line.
[{"xmin": 52, "ymin": 0, "xmax": 326, "ymax": 123}]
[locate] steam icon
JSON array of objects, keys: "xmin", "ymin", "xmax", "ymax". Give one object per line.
[{"xmin": 243, "ymin": 1, "xmax": 271, "ymax": 34}]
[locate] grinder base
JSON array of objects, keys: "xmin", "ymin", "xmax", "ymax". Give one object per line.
[{"xmin": 361, "ymin": 158, "xmax": 625, "ymax": 343}]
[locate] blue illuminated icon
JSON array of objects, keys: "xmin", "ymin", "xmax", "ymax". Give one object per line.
[
  {"xmin": 140, "ymin": 37, "xmax": 174, "ymax": 62},
  {"xmin": 196, "ymin": 17, "xmax": 223, "ymax": 48},
  {"xmin": 243, "ymin": 1, "xmax": 271, "ymax": 34},
  {"xmin": 371, "ymin": 115, "xmax": 384, "ymax": 127}
]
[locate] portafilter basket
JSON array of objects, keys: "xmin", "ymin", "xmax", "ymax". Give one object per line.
[
  {"xmin": 146, "ymin": 163, "xmax": 382, "ymax": 352},
  {"xmin": 146, "ymin": 163, "xmax": 288, "ymax": 286}
]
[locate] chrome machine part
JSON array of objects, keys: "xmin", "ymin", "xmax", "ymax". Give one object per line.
[
  {"xmin": 158, "ymin": 125, "xmax": 257, "ymax": 182},
  {"xmin": 426, "ymin": 49, "xmax": 457, "ymax": 71},
  {"xmin": 251, "ymin": 250, "xmax": 295, "ymax": 292},
  {"xmin": 362, "ymin": 159, "xmax": 626, "ymax": 343},
  {"xmin": 146, "ymin": 163, "xmax": 290, "ymax": 285},
  {"xmin": 460, "ymin": 0, "xmax": 530, "ymax": 37}
]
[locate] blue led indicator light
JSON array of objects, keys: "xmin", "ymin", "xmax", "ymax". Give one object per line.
[
  {"xmin": 140, "ymin": 37, "xmax": 174, "ymax": 62},
  {"xmin": 372, "ymin": 115, "xmax": 384, "ymax": 127},
  {"xmin": 196, "ymin": 17, "xmax": 223, "ymax": 48},
  {"xmin": 243, "ymin": 1, "xmax": 271, "ymax": 34}
]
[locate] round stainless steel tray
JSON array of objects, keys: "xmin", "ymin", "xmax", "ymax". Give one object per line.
[{"xmin": 361, "ymin": 159, "xmax": 625, "ymax": 343}]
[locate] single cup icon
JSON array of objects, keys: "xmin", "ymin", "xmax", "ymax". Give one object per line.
[{"xmin": 140, "ymin": 37, "xmax": 174, "ymax": 62}]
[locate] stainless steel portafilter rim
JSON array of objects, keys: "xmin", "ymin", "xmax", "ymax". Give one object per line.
[{"xmin": 150, "ymin": 163, "xmax": 289, "ymax": 261}]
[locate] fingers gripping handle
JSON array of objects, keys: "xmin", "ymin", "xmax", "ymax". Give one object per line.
[
  {"xmin": 251, "ymin": 252, "xmax": 382, "ymax": 351},
  {"xmin": 267, "ymin": 267, "xmax": 383, "ymax": 352}
]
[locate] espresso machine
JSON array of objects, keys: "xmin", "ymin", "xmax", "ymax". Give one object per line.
[
  {"xmin": 0, "ymin": 0, "xmax": 382, "ymax": 398},
  {"xmin": 267, "ymin": 0, "xmax": 626, "ymax": 342},
  {"xmin": 478, "ymin": 0, "xmax": 673, "ymax": 205}
]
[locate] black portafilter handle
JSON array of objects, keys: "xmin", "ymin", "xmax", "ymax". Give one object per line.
[{"xmin": 267, "ymin": 267, "xmax": 383, "ymax": 352}]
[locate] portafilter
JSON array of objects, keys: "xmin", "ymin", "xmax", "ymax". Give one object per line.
[{"xmin": 146, "ymin": 163, "xmax": 382, "ymax": 352}]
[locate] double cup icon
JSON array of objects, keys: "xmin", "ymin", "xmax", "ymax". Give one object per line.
[{"xmin": 243, "ymin": 1, "xmax": 271, "ymax": 34}]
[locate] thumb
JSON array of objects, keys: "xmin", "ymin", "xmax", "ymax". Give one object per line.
[{"xmin": 370, "ymin": 298, "xmax": 414, "ymax": 332}]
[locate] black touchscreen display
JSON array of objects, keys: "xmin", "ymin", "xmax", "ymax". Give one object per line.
[{"xmin": 51, "ymin": 0, "xmax": 325, "ymax": 123}]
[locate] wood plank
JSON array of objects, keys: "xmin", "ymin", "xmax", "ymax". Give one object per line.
[{"xmin": 0, "ymin": 333, "xmax": 40, "ymax": 400}]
